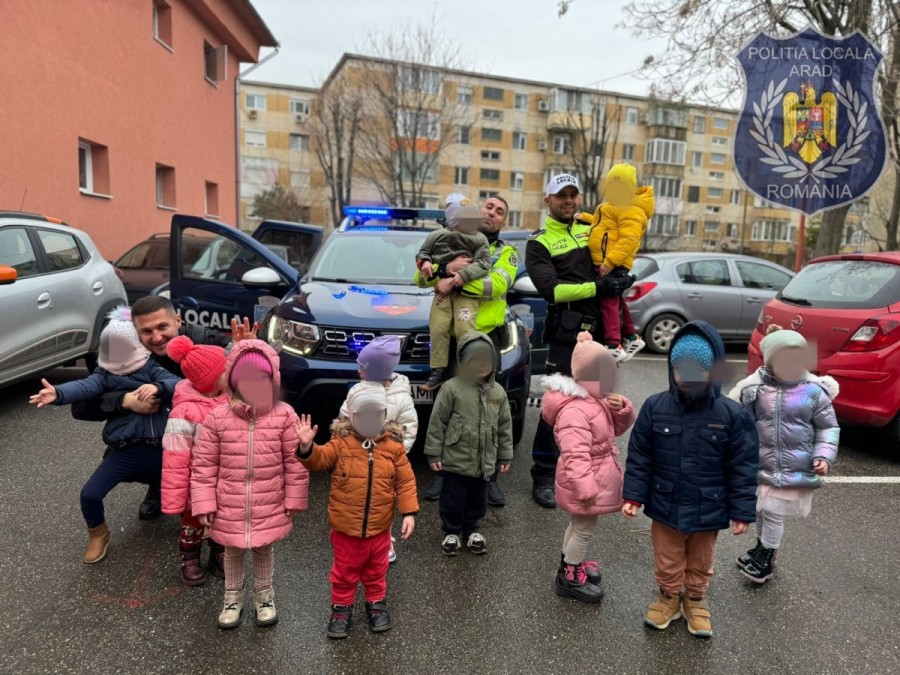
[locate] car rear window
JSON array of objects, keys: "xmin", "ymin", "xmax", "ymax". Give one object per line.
[
  {"xmin": 779, "ymin": 260, "xmax": 900, "ymax": 309},
  {"xmin": 632, "ymin": 257, "xmax": 658, "ymax": 280}
]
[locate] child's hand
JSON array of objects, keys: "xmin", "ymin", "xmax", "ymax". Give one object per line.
[
  {"xmin": 429, "ymin": 460, "xmax": 442, "ymax": 472},
  {"xmin": 296, "ymin": 414, "xmax": 318, "ymax": 449},
  {"xmin": 231, "ymin": 317, "xmax": 260, "ymax": 342},
  {"xmin": 285, "ymin": 509, "xmax": 302, "ymax": 518},
  {"xmin": 731, "ymin": 521, "xmax": 749, "ymax": 535},
  {"xmin": 133, "ymin": 384, "xmax": 159, "ymax": 402},
  {"xmin": 198, "ymin": 514, "xmax": 214, "ymax": 527},
  {"xmin": 499, "ymin": 462, "xmax": 511, "ymax": 474},
  {"xmin": 606, "ymin": 394, "xmax": 625, "ymax": 412},
  {"xmin": 435, "ymin": 277, "xmax": 456, "ymax": 296},
  {"xmin": 580, "ymin": 496, "xmax": 596, "ymax": 509},
  {"xmin": 622, "ymin": 503, "xmax": 639, "ymax": 519},
  {"xmin": 28, "ymin": 379, "xmax": 57, "ymax": 407},
  {"xmin": 813, "ymin": 459, "xmax": 829, "ymax": 475},
  {"xmin": 598, "ymin": 264, "xmax": 613, "ymax": 278},
  {"xmin": 401, "ymin": 515, "xmax": 415, "ymax": 540},
  {"xmin": 420, "ymin": 261, "xmax": 434, "ymax": 278},
  {"xmin": 451, "ymin": 273, "xmax": 464, "ymax": 288}
]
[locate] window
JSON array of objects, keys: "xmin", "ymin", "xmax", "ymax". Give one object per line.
[
  {"xmin": 483, "ymin": 109, "xmax": 504, "ymax": 122},
  {"xmin": 704, "ymin": 220, "xmax": 720, "ymax": 232},
  {"xmin": 398, "ymin": 110, "xmax": 440, "ymax": 140},
  {"xmin": 511, "ymin": 171, "xmax": 525, "ymax": 191},
  {"xmin": 36, "ymin": 230, "xmax": 85, "ymax": 272},
  {"xmin": 399, "ymin": 66, "xmax": 441, "ymax": 94},
  {"xmin": 289, "ymin": 170, "xmax": 310, "ymax": 190},
  {"xmin": 706, "ymin": 205, "xmax": 721, "ymax": 214},
  {"xmin": 78, "ymin": 139, "xmax": 110, "ymax": 195},
  {"xmin": 205, "ymin": 181, "xmax": 219, "ymax": 216},
  {"xmin": 691, "ymin": 151, "xmax": 703, "ymax": 168},
  {"xmin": 730, "ymin": 189, "xmax": 741, "ymax": 205},
  {"xmin": 0, "ymin": 228, "xmax": 39, "ymax": 277},
  {"xmin": 843, "ymin": 226, "xmax": 868, "ymax": 247},
  {"xmin": 684, "ymin": 220, "xmax": 697, "ymax": 237},
  {"xmin": 677, "ymin": 259, "xmax": 731, "ymax": 286},
  {"xmin": 508, "ymin": 211, "xmax": 523, "ymax": 229},
  {"xmin": 204, "ymin": 41, "xmax": 226, "ymax": 84},
  {"xmin": 245, "ymin": 130, "xmax": 266, "ymax": 148},
  {"xmin": 694, "ymin": 116, "xmax": 706, "ymax": 134},
  {"xmin": 550, "ymin": 88, "xmax": 592, "ymax": 113},
  {"xmin": 181, "ymin": 227, "xmax": 278, "ymax": 284},
  {"xmin": 727, "ymin": 223, "xmax": 739, "ymax": 239},
  {"xmin": 648, "ymin": 214, "xmax": 679, "ymax": 236},
  {"xmin": 709, "ymin": 171, "xmax": 725, "ymax": 181},
  {"xmin": 754, "ymin": 195, "xmax": 778, "ymax": 209},
  {"xmin": 645, "ymin": 139, "xmax": 686, "ymax": 165},
  {"xmin": 626, "ymin": 106, "xmax": 639, "ymax": 124},
  {"xmin": 652, "ymin": 177, "xmax": 682, "ymax": 199},
  {"xmin": 454, "ymin": 167, "xmax": 469, "ymax": 185},
  {"xmin": 156, "ymin": 164, "xmax": 176, "ymax": 208},
  {"xmin": 687, "ymin": 186, "xmax": 700, "ymax": 203},
  {"xmin": 457, "ymin": 125, "xmax": 471, "ymax": 144},
  {"xmin": 513, "ymin": 131, "xmax": 527, "ymax": 151},
  {"xmin": 289, "ymin": 134, "xmax": 310, "ymax": 151},
  {"xmin": 457, "ymin": 85, "xmax": 473, "ymax": 104},
  {"xmin": 245, "ymin": 93, "xmax": 266, "ymax": 111},
  {"xmin": 478, "ymin": 190, "xmax": 499, "ymax": 200},
  {"xmin": 399, "ymin": 162, "xmax": 437, "ymax": 184},
  {"xmin": 553, "ymin": 135, "xmax": 571, "ymax": 155},
  {"xmin": 290, "ymin": 98, "xmax": 310, "ymax": 118},
  {"xmin": 735, "ymin": 261, "xmax": 792, "ymax": 291},
  {"xmin": 483, "ymin": 86, "xmax": 504, "ymax": 101},
  {"xmin": 707, "ymin": 187, "xmax": 723, "ymax": 199},
  {"xmin": 482, "ymin": 127, "xmax": 502, "ymax": 142},
  {"xmin": 152, "ymin": 0, "xmax": 172, "ymax": 48},
  {"xmin": 712, "ymin": 136, "xmax": 728, "ymax": 146},
  {"xmin": 514, "ymin": 93, "xmax": 529, "ymax": 110},
  {"xmin": 710, "ymin": 152, "xmax": 727, "ymax": 165},
  {"xmin": 481, "ymin": 150, "xmax": 501, "ymax": 161},
  {"xmin": 751, "ymin": 220, "xmax": 795, "ymax": 242},
  {"xmin": 623, "ymin": 144, "xmax": 636, "ymax": 161},
  {"xmin": 713, "ymin": 117, "xmax": 730, "ymax": 130},
  {"xmin": 480, "ymin": 168, "xmax": 500, "ymax": 182}
]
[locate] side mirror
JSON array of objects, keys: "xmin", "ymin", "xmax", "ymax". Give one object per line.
[
  {"xmin": 0, "ymin": 265, "xmax": 17, "ymax": 285},
  {"xmin": 241, "ymin": 266, "xmax": 282, "ymax": 288},
  {"xmin": 512, "ymin": 275, "xmax": 537, "ymax": 295}
]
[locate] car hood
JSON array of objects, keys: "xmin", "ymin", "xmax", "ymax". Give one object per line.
[{"xmin": 275, "ymin": 280, "xmax": 435, "ymax": 330}]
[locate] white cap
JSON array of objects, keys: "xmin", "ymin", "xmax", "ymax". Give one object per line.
[
  {"xmin": 545, "ymin": 173, "xmax": 580, "ymax": 196},
  {"xmin": 444, "ymin": 192, "xmax": 467, "ymax": 207}
]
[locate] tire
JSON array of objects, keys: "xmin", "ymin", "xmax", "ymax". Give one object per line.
[
  {"xmin": 888, "ymin": 412, "xmax": 900, "ymax": 444},
  {"xmin": 512, "ymin": 413, "xmax": 525, "ymax": 447},
  {"xmin": 644, "ymin": 313, "xmax": 685, "ymax": 354}
]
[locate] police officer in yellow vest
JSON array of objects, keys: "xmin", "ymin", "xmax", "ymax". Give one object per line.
[{"xmin": 415, "ymin": 196, "xmax": 518, "ymax": 507}]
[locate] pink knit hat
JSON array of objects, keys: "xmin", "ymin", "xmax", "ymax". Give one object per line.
[
  {"xmin": 229, "ymin": 349, "xmax": 274, "ymax": 390},
  {"xmin": 571, "ymin": 331, "xmax": 617, "ymax": 393}
]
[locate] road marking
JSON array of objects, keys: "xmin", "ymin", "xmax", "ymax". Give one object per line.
[{"xmin": 825, "ymin": 476, "xmax": 900, "ymax": 484}]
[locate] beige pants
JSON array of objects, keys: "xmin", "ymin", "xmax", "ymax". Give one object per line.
[
  {"xmin": 651, "ymin": 521, "xmax": 718, "ymax": 597},
  {"xmin": 429, "ymin": 291, "xmax": 480, "ymax": 368},
  {"xmin": 561, "ymin": 513, "xmax": 600, "ymax": 564}
]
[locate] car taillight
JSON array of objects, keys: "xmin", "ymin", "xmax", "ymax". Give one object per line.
[
  {"xmin": 754, "ymin": 307, "xmax": 766, "ymax": 334},
  {"xmin": 841, "ymin": 314, "xmax": 900, "ymax": 352},
  {"xmin": 624, "ymin": 281, "xmax": 657, "ymax": 303}
]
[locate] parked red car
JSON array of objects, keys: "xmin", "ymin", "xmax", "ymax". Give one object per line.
[{"xmin": 748, "ymin": 252, "xmax": 900, "ymax": 441}]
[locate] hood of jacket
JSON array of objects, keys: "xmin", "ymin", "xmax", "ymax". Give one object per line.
[
  {"xmin": 603, "ymin": 185, "xmax": 656, "ymax": 221},
  {"xmin": 457, "ymin": 331, "xmax": 497, "ymax": 386},
  {"xmin": 225, "ymin": 339, "xmax": 281, "ymax": 418},
  {"xmin": 541, "ymin": 373, "xmax": 590, "ymax": 426},
  {"xmin": 667, "ymin": 320, "xmax": 727, "ymax": 405}
]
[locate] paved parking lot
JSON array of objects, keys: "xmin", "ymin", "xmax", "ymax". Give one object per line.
[{"xmin": 1, "ymin": 354, "xmax": 898, "ymax": 674}]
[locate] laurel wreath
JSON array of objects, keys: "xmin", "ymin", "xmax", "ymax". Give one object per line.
[{"xmin": 750, "ymin": 77, "xmax": 867, "ymax": 181}]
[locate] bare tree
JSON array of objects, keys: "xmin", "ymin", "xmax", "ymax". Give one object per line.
[
  {"xmin": 558, "ymin": 97, "xmax": 621, "ymax": 208},
  {"xmin": 878, "ymin": 3, "xmax": 900, "ymax": 251}
]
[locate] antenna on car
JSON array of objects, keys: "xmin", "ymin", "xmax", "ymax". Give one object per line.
[{"xmin": 19, "ymin": 189, "xmax": 27, "ymax": 211}]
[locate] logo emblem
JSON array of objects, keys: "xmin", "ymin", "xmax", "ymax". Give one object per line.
[
  {"xmin": 735, "ymin": 27, "xmax": 888, "ymax": 216},
  {"xmin": 791, "ymin": 314, "xmax": 803, "ymax": 330},
  {"xmin": 457, "ymin": 307, "xmax": 472, "ymax": 322}
]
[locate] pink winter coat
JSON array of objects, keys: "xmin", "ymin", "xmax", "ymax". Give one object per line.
[
  {"xmin": 541, "ymin": 374, "xmax": 636, "ymax": 516},
  {"xmin": 161, "ymin": 380, "xmax": 228, "ymax": 515},
  {"xmin": 191, "ymin": 340, "xmax": 309, "ymax": 549}
]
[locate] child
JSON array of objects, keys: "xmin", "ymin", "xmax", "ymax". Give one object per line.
[
  {"xmin": 296, "ymin": 386, "xmax": 418, "ymax": 639},
  {"xmin": 580, "ymin": 163, "xmax": 655, "ymax": 362},
  {"xmin": 339, "ymin": 335, "xmax": 418, "ymax": 563},
  {"xmin": 541, "ymin": 332, "xmax": 635, "ymax": 603},
  {"xmin": 28, "ymin": 307, "xmax": 180, "ymax": 564},
  {"xmin": 417, "ymin": 198, "xmax": 493, "ymax": 391},
  {"xmin": 161, "ymin": 336, "xmax": 229, "ymax": 586},
  {"xmin": 622, "ymin": 321, "xmax": 758, "ymax": 638},
  {"xmin": 728, "ymin": 325, "xmax": 839, "ymax": 583},
  {"xmin": 424, "ymin": 331, "xmax": 513, "ymax": 556},
  {"xmin": 191, "ymin": 339, "xmax": 309, "ymax": 630}
]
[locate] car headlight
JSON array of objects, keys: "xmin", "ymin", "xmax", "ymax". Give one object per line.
[
  {"xmin": 269, "ymin": 316, "xmax": 320, "ymax": 356},
  {"xmin": 500, "ymin": 320, "xmax": 520, "ymax": 354}
]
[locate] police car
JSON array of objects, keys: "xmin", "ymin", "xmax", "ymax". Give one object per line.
[{"xmin": 166, "ymin": 209, "xmax": 531, "ymax": 446}]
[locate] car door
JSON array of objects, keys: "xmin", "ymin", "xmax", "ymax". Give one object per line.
[
  {"xmin": 252, "ymin": 220, "xmax": 324, "ymax": 277},
  {"xmin": 733, "ymin": 260, "xmax": 794, "ymax": 335},
  {"xmin": 674, "ymin": 258, "xmax": 743, "ymax": 336},
  {"xmin": 169, "ymin": 215, "xmax": 301, "ymax": 334}
]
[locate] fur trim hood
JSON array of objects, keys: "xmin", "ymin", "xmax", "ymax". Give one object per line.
[{"xmin": 541, "ymin": 374, "xmax": 589, "ymax": 426}]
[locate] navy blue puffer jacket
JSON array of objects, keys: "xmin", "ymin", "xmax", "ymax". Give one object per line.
[{"xmin": 623, "ymin": 321, "xmax": 759, "ymax": 532}]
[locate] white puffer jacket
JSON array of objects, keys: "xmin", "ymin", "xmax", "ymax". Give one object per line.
[{"xmin": 340, "ymin": 375, "xmax": 419, "ymax": 452}]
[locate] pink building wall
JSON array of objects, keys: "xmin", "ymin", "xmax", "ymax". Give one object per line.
[{"xmin": 0, "ymin": 0, "xmax": 275, "ymax": 258}]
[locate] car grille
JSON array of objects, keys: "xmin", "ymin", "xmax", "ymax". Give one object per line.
[{"xmin": 318, "ymin": 327, "xmax": 430, "ymax": 362}]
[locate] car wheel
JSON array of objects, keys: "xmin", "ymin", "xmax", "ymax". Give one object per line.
[
  {"xmin": 512, "ymin": 414, "xmax": 525, "ymax": 447},
  {"xmin": 644, "ymin": 313, "xmax": 684, "ymax": 354}
]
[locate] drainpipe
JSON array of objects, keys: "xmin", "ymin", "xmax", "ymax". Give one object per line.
[{"xmin": 235, "ymin": 46, "xmax": 280, "ymax": 230}]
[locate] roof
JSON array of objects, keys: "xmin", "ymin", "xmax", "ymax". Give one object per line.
[
  {"xmin": 241, "ymin": 80, "xmax": 318, "ymax": 94},
  {"xmin": 234, "ymin": 0, "xmax": 278, "ymax": 48}
]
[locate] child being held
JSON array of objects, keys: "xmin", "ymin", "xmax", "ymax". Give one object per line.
[
  {"xmin": 296, "ymin": 386, "xmax": 418, "ymax": 640},
  {"xmin": 416, "ymin": 199, "xmax": 493, "ymax": 391},
  {"xmin": 728, "ymin": 325, "xmax": 839, "ymax": 583}
]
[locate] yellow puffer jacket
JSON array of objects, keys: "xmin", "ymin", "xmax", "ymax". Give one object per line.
[{"xmin": 587, "ymin": 186, "xmax": 655, "ymax": 270}]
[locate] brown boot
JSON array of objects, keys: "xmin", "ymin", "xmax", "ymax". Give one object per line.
[
  {"xmin": 644, "ymin": 589, "xmax": 681, "ymax": 630},
  {"xmin": 207, "ymin": 540, "xmax": 226, "ymax": 579},
  {"xmin": 84, "ymin": 524, "xmax": 111, "ymax": 564},
  {"xmin": 179, "ymin": 526, "xmax": 207, "ymax": 586},
  {"xmin": 682, "ymin": 595, "xmax": 713, "ymax": 638}
]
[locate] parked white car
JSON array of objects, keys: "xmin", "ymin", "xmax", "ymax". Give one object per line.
[{"xmin": 0, "ymin": 212, "xmax": 127, "ymax": 387}]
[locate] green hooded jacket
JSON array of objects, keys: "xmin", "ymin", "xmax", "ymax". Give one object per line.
[{"xmin": 423, "ymin": 332, "xmax": 514, "ymax": 478}]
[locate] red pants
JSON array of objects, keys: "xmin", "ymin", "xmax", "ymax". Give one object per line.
[
  {"xmin": 599, "ymin": 294, "xmax": 635, "ymax": 347},
  {"xmin": 330, "ymin": 529, "xmax": 391, "ymax": 606}
]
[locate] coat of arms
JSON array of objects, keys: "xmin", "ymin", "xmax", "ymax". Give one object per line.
[{"xmin": 783, "ymin": 81, "xmax": 836, "ymax": 164}]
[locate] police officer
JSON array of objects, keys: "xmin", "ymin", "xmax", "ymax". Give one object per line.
[{"xmin": 526, "ymin": 175, "xmax": 633, "ymax": 508}]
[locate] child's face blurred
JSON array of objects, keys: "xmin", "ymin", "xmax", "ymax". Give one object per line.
[
  {"xmin": 235, "ymin": 372, "xmax": 274, "ymax": 409},
  {"xmin": 205, "ymin": 372, "xmax": 227, "ymax": 397},
  {"xmin": 351, "ymin": 406, "xmax": 386, "ymax": 439},
  {"xmin": 605, "ymin": 180, "xmax": 633, "ymax": 207},
  {"xmin": 769, "ymin": 347, "xmax": 812, "ymax": 383},
  {"xmin": 673, "ymin": 361, "xmax": 710, "ymax": 397},
  {"xmin": 460, "ymin": 351, "xmax": 494, "ymax": 381}
]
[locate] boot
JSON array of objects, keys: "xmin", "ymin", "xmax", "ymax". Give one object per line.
[
  {"xmin": 487, "ymin": 480, "xmax": 506, "ymax": 507},
  {"xmin": 207, "ymin": 540, "xmax": 226, "ymax": 579},
  {"xmin": 681, "ymin": 595, "xmax": 713, "ymax": 638},
  {"xmin": 327, "ymin": 605, "xmax": 353, "ymax": 639},
  {"xmin": 644, "ymin": 590, "xmax": 682, "ymax": 630},
  {"xmin": 254, "ymin": 588, "xmax": 278, "ymax": 627},
  {"xmin": 179, "ymin": 527, "xmax": 207, "ymax": 587},
  {"xmin": 365, "ymin": 600, "xmax": 393, "ymax": 633},
  {"xmin": 737, "ymin": 539, "xmax": 763, "ymax": 569},
  {"xmin": 84, "ymin": 523, "xmax": 111, "ymax": 564},
  {"xmin": 560, "ymin": 553, "xmax": 601, "ymax": 585},
  {"xmin": 532, "ymin": 485, "xmax": 556, "ymax": 509},
  {"xmin": 217, "ymin": 590, "xmax": 244, "ymax": 629},
  {"xmin": 424, "ymin": 474, "xmax": 444, "ymax": 501},
  {"xmin": 555, "ymin": 563, "xmax": 604, "ymax": 604},
  {"xmin": 741, "ymin": 545, "xmax": 776, "ymax": 584},
  {"xmin": 138, "ymin": 485, "xmax": 161, "ymax": 520},
  {"xmin": 420, "ymin": 368, "xmax": 444, "ymax": 392}
]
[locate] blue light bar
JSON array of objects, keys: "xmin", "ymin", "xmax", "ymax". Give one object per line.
[
  {"xmin": 343, "ymin": 206, "xmax": 390, "ymax": 217},
  {"xmin": 342, "ymin": 206, "xmax": 446, "ymax": 221}
]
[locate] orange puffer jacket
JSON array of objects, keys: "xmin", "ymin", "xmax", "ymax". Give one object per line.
[{"xmin": 298, "ymin": 420, "xmax": 419, "ymax": 538}]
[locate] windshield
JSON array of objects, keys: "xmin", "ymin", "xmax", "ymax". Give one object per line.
[
  {"xmin": 778, "ymin": 260, "xmax": 900, "ymax": 310},
  {"xmin": 310, "ymin": 232, "xmax": 427, "ymax": 284}
]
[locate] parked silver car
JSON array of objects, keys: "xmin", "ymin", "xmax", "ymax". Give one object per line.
[
  {"xmin": 627, "ymin": 252, "xmax": 795, "ymax": 353},
  {"xmin": 0, "ymin": 212, "xmax": 127, "ymax": 387}
]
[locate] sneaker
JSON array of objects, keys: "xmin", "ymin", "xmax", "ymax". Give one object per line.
[
  {"xmin": 254, "ymin": 588, "xmax": 277, "ymax": 627},
  {"xmin": 466, "ymin": 533, "xmax": 487, "ymax": 554},
  {"xmin": 622, "ymin": 335, "xmax": 646, "ymax": 361},
  {"xmin": 737, "ymin": 539, "xmax": 763, "ymax": 569},
  {"xmin": 365, "ymin": 600, "xmax": 392, "ymax": 633},
  {"xmin": 644, "ymin": 591, "xmax": 682, "ymax": 630},
  {"xmin": 741, "ymin": 545, "xmax": 776, "ymax": 583},
  {"xmin": 424, "ymin": 474, "xmax": 444, "ymax": 501},
  {"xmin": 327, "ymin": 605, "xmax": 353, "ymax": 639},
  {"xmin": 681, "ymin": 595, "xmax": 713, "ymax": 638},
  {"xmin": 388, "ymin": 537, "xmax": 397, "ymax": 564},
  {"xmin": 487, "ymin": 480, "xmax": 506, "ymax": 507},
  {"xmin": 419, "ymin": 369, "xmax": 445, "ymax": 392},
  {"xmin": 555, "ymin": 562, "xmax": 604, "ymax": 604},
  {"xmin": 532, "ymin": 485, "xmax": 556, "ymax": 509},
  {"xmin": 608, "ymin": 345, "xmax": 629, "ymax": 364},
  {"xmin": 217, "ymin": 590, "xmax": 244, "ymax": 629},
  {"xmin": 442, "ymin": 534, "xmax": 461, "ymax": 556}
]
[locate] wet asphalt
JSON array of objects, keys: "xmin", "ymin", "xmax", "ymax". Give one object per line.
[{"xmin": 0, "ymin": 354, "xmax": 898, "ymax": 675}]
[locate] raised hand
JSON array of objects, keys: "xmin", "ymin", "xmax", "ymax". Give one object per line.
[
  {"xmin": 231, "ymin": 317, "xmax": 260, "ymax": 342},
  {"xmin": 606, "ymin": 394, "xmax": 625, "ymax": 412},
  {"xmin": 297, "ymin": 414, "xmax": 318, "ymax": 449},
  {"xmin": 28, "ymin": 378, "xmax": 57, "ymax": 408}
]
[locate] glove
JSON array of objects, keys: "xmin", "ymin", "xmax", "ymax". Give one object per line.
[{"xmin": 595, "ymin": 273, "xmax": 636, "ymax": 297}]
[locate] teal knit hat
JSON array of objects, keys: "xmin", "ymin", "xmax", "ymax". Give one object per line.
[
  {"xmin": 760, "ymin": 325, "xmax": 808, "ymax": 364},
  {"xmin": 670, "ymin": 334, "xmax": 714, "ymax": 371}
]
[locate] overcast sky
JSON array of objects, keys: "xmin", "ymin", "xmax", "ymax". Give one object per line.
[{"xmin": 245, "ymin": 0, "xmax": 668, "ymax": 96}]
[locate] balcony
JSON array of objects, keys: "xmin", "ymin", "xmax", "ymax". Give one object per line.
[
  {"xmin": 645, "ymin": 104, "xmax": 688, "ymax": 141},
  {"xmin": 547, "ymin": 110, "xmax": 591, "ymax": 132}
]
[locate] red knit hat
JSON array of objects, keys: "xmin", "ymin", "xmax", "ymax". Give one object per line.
[{"xmin": 167, "ymin": 336, "xmax": 227, "ymax": 394}]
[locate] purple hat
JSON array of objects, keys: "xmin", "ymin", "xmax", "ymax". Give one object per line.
[{"xmin": 357, "ymin": 336, "xmax": 402, "ymax": 382}]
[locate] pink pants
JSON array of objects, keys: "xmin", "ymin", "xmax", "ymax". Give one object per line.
[{"xmin": 599, "ymin": 294, "xmax": 635, "ymax": 347}]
